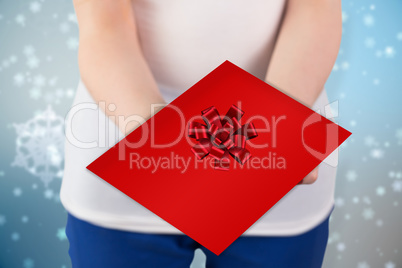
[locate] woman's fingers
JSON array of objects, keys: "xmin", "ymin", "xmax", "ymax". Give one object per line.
[{"xmin": 299, "ymin": 167, "xmax": 319, "ymax": 184}]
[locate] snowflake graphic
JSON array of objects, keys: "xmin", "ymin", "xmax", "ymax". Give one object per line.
[
  {"xmin": 357, "ymin": 261, "xmax": 370, "ymax": 268},
  {"xmin": 66, "ymin": 37, "xmax": 79, "ymax": 50},
  {"xmin": 363, "ymin": 196, "xmax": 372, "ymax": 205},
  {"xmin": 385, "ymin": 261, "xmax": 396, "ymax": 268},
  {"xmin": 384, "ymin": 46, "xmax": 396, "ymax": 58},
  {"xmin": 23, "ymin": 258, "xmax": 35, "ymax": 268},
  {"xmin": 391, "ymin": 180, "xmax": 402, "ymax": 192},
  {"xmin": 30, "ymin": 1, "xmax": 41, "ymax": 13},
  {"xmin": 22, "ymin": 215, "xmax": 29, "ymax": 223},
  {"xmin": 26, "ymin": 56, "xmax": 40, "ymax": 69},
  {"xmin": 11, "ymin": 232, "xmax": 20, "ymax": 241},
  {"xmin": 12, "ymin": 106, "xmax": 65, "ymax": 188},
  {"xmin": 362, "ymin": 208, "xmax": 375, "ymax": 220},
  {"xmin": 342, "ymin": 11, "xmax": 348, "ymax": 23},
  {"xmin": 376, "ymin": 219, "xmax": 383, "ymax": 227},
  {"xmin": 56, "ymin": 228, "xmax": 67, "ymax": 241},
  {"xmin": 364, "ymin": 136, "xmax": 378, "ymax": 147},
  {"xmin": 44, "ymin": 189, "xmax": 54, "ymax": 199},
  {"xmin": 346, "ymin": 170, "xmax": 358, "ymax": 181},
  {"xmin": 15, "ymin": 14, "xmax": 26, "ymax": 27},
  {"xmin": 370, "ymin": 148, "xmax": 384, "ymax": 159},
  {"xmin": 337, "ymin": 242, "xmax": 346, "ymax": 252},
  {"xmin": 363, "ymin": 14, "xmax": 375, "ymax": 27},
  {"xmin": 364, "ymin": 37, "xmax": 376, "ymax": 48},
  {"xmin": 335, "ymin": 197, "xmax": 345, "ymax": 207},
  {"xmin": 13, "ymin": 187, "xmax": 23, "ymax": 197},
  {"xmin": 376, "ymin": 186, "xmax": 386, "ymax": 196},
  {"xmin": 396, "ymin": 128, "xmax": 402, "ymax": 145},
  {"xmin": 14, "ymin": 73, "xmax": 25, "ymax": 87},
  {"xmin": 0, "ymin": 214, "xmax": 6, "ymax": 226}
]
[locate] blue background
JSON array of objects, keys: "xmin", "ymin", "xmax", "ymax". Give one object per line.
[{"xmin": 0, "ymin": 0, "xmax": 401, "ymax": 267}]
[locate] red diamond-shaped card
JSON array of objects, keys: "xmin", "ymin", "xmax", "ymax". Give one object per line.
[{"xmin": 87, "ymin": 60, "xmax": 351, "ymax": 255}]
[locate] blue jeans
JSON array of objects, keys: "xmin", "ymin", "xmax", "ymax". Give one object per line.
[{"xmin": 66, "ymin": 212, "xmax": 330, "ymax": 268}]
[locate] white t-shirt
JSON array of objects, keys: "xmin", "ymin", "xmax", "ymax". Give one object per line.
[{"xmin": 60, "ymin": 0, "xmax": 337, "ymax": 236}]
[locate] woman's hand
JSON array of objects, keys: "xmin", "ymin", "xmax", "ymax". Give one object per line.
[{"xmin": 298, "ymin": 167, "xmax": 319, "ymax": 184}]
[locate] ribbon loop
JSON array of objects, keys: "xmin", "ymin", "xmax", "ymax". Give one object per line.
[
  {"xmin": 202, "ymin": 106, "xmax": 222, "ymax": 128},
  {"xmin": 188, "ymin": 104, "xmax": 257, "ymax": 170}
]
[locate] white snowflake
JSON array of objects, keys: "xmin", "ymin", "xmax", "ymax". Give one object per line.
[
  {"xmin": 66, "ymin": 88, "xmax": 75, "ymax": 98},
  {"xmin": 342, "ymin": 11, "xmax": 348, "ymax": 23},
  {"xmin": 59, "ymin": 22, "xmax": 70, "ymax": 33},
  {"xmin": 332, "ymin": 63, "xmax": 339, "ymax": 71},
  {"xmin": 335, "ymin": 197, "xmax": 345, "ymax": 207},
  {"xmin": 44, "ymin": 189, "xmax": 54, "ymax": 199},
  {"xmin": 57, "ymin": 228, "xmax": 67, "ymax": 241},
  {"xmin": 55, "ymin": 88, "xmax": 65, "ymax": 98},
  {"xmin": 395, "ymin": 128, "xmax": 402, "ymax": 145},
  {"xmin": 364, "ymin": 37, "xmax": 375, "ymax": 48},
  {"xmin": 22, "ymin": 215, "xmax": 29, "ymax": 223},
  {"xmin": 12, "ymin": 106, "xmax": 65, "ymax": 187},
  {"xmin": 363, "ymin": 14, "xmax": 375, "ymax": 26},
  {"xmin": 341, "ymin": 61, "xmax": 350, "ymax": 70},
  {"xmin": 364, "ymin": 136, "xmax": 377, "ymax": 147},
  {"xmin": 67, "ymin": 13, "xmax": 78, "ymax": 23},
  {"xmin": 391, "ymin": 180, "xmax": 402, "ymax": 192},
  {"xmin": 15, "ymin": 14, "xmax": 26, "ymax": 27},
  {"xmin": 14, "ymin": 73, "xmax": 25, "ymax": 87},
  {"xmin": 23, "ymin": 258, "xmax": 34, "ymax": 268},
  {"xmin": 66, "ymin": 37, "xmax": 79, "ymax": 50},
  {"xmin": 328, "ymin": 232, "xmax": 340, "ymax": 244},
  {"xmin": 362, "ymin": 208, "xmax": 375, "ymax": 220},
  {"xmin": 384, "ymin": 46, "xmax": 396, "ymax": 58},
  {"xmin": 48, "ymin": 77, "xmax": 58, "ymax": 86},
  {"xmin": 11, "ymin": 232, "xmax": 20, "ymax": 241},
  {"xmin": 30, "ymin": 1, "xmax": 41, "ymax": 13},
  {"xmin": 397, "ymin": 32, "xmax": 402, "ymax": 41},
  {"xmin": 346, "ymin": 170, "xmax": 358, "ymax": 181},
  {"xmin": 385, "ymin": 261, "xmax": 395, "ymax": 268},
  {"xmin": 33, "ymin": 74, "xmax": 46, "ymax": 87},
  {"xmin": 376, "ymin": 219, "xmax": 383, "ymax": 227},
  {"xmin": 363, "ymin": 196, "xmax": 372, "ymax": 205},
  {"xmin": 13, "ymin": 187, "xmax": 22, "ymax": 197},
  {"xmin": 0, "ymin": 215, "xmax": 6, "ymax": 226},
  {"xmin": 376, "ymin": 186, "xmax": 386, "ymax": 196},
  {"xmin": 357, "ymin": 261, "xmax": 370, "ymax": 268},
  {"xmin": 23, "ymin": 46, "xmax": 35, "ymax": 56},
  {"xmin": 352, "ymin": 196, "xmax": 360, "ymax": 204},
  {"xmin": 2, "ymin": 60, "xmax": 10, "ymax": 68},
  {"xmin": 337, "ymin": 242, "xmax": 346, "ymax": 252},
  {"xmin": 370, "ymin": 148, "xmax": 384, "ymax": 159},
  {"xmin": 26, "ymin": 56, "xmax": 40, "ymax": 69},
  {"xmin": 9, "ymin": 55, "xmax": 18, "ymax": 63},
  {"xmin": 29, "ymin": 87, "xmax": 42, "ymax": 100}
]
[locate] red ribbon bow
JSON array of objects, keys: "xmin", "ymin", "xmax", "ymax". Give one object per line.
[{"xmin": 188, "ymin": 104, "xmax": 258, "ymax": 170}]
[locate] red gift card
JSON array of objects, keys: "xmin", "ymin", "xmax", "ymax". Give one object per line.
[{"xmin": 87, "ymin": 61, "xmax": 351, "ymax": 255}]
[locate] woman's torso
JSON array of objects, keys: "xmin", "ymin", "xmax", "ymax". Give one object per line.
[{"xmin": 60, "ymin": 0, "xmax": 337, "ymax": 235}]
